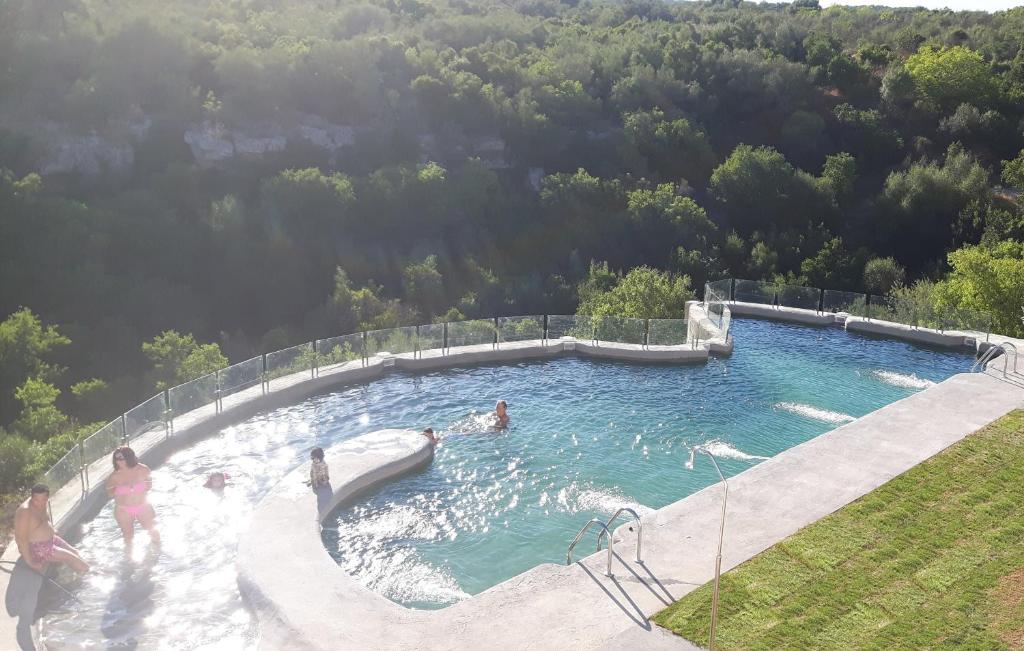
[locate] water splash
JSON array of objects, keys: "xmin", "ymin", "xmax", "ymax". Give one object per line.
[
  {"xmin": 872, "ymin": 370, "xmax": 935, "ymax": 390},
  {"xmin": 686, "ymin": 439, "xmax": 769, "ymax": 466},
  {"xmin": 774, "ymin": 402, "xmax": 855, "ymax": 425}
]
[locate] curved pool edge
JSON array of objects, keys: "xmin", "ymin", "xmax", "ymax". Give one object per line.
[
  {"xmin": 237, "ymin": 429, "xmax": 434, "ymax": 650},
  {"xmin": 237, "ymin": 371, "xmax": 1024, "ymax": 651}
]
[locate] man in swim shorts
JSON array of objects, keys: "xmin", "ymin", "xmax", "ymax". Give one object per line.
[{"xmin": 14, "ymin": 484, "xmax": 89, "ymax": 574}]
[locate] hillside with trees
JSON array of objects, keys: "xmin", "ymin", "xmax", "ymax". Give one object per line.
[{"xmin": 2, "ymin": 0, "xmax": 1024, "ymax": 504}]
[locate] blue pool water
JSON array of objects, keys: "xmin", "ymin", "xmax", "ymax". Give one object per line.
[{"xmin": 40, "ymin": 318, "xmax": 972, "ymax": 647}]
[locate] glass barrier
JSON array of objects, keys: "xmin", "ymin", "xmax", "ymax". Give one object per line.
[
  {"xmin": 734, "ymin": 279, "xmax": 776, "ymax": 305},
  {"xmin": 417, "ymin": 324, "xmax": 445, "ymax": 352},
  {"xmin": 777, "ymin": 284, "xmax": 820, "ymax": 311},
  {"xmin": 266, "ymin": 342, "xmax": 315, "ymax": 380},
  {"xmin": 706, "ymin": 278, "xmax": 733, "ymax": 302},
  {"xmin": 219, "ymin": 355, "xmax": 263, "ymax": 397},
  {"xmin": 942, "ymin": 309, "xmax": 991, "ymax": 336},
  {"xmin": 594, "ymin": 316, "xmax": 646, "ymax": 344},
  {"xmin": 365, "ymin": 327, "xmax": 417, "ymax": 356},
  {"xmin": 546, "ymin": 315, "xmax": 594, "ymax": 340},
  {"xmin": 44, "ymin": 447, "xmax": 81, "ymax": 489},
  {"xmin": 822, "ymin": 290, "xmax": 868, "ymax": 317},
  {"xmin": 168, "ymin": 371, "xmax": 218, "ymax": 415},
  {"xmin": 82, "ymin": 419, "xmax": 123, "ymax": 467},
  {"xmin": 648, "ymin": 319, "xmax": 688, "ymax": 345},
  {"xmin": 124, "ymin": 393, "xmax": 166, "ymax": 441},
  {"xmin": 446, "ymin": 319, "xmax": 496, "ymax": 348},
  {"xmin": 497, "ymin": 316, "xmax": 544, "ymax": 343},
  {"xmin": 705, "ymin": 291, "xmax": 727, "ymax": 328}
]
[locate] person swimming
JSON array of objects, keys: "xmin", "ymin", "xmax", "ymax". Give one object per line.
[
  {"xmin": 105, "ymin": 446, "xmax": 160, "ymax": 547},
  {"xmin": 494, "ymin": 400, "xmax": 510, "ymax": 428},
  {"xmin": 204, "ymin": 472, "xmax": 228, "ymax": 489},
  {"xmin": 422, "ymin": 427, "xmax": 440, "ymax": 445}
]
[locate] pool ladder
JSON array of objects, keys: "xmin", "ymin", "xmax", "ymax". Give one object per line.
[
  {"xmin": 566, "ymin": 507, "xmax": 643, "ymax": 577},
  {"xmin": 973, "ymin": 342, "xmax": 1018, "ymax": 377}
]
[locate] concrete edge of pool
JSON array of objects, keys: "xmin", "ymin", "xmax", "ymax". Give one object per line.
[{"xmin": 237, "ymin": 369, "xmax": 1024, "ymax": 651}]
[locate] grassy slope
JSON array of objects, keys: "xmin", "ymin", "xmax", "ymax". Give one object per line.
[{"xmin": 654, "ymin": 410, "xmax": 1024, "ymax": 650}]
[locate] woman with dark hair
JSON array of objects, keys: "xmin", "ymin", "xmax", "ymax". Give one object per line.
[{"xmin": 105, "ymin": 446, "xmax": 160, "ymax": 547}]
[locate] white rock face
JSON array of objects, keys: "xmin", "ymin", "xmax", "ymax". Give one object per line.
[
  {"xmin": 39, "ymin": 135, "xmax": 134, "ymax": 176},
  {"xmin": 184, "ymin": 122, "xmax": 235, "ymax": 165}
]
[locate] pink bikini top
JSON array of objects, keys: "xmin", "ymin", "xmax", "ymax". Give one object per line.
[{"xmin": 113, "ymin": 481, "xmax": 148, "ymax": 497}]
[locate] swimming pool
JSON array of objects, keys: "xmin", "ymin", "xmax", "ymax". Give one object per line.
[{"xmin": 39, "ymin": 318, "xmax": 972, "ymax": 647}]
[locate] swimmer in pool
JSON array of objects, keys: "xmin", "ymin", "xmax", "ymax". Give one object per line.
[
  {"xmin": 106, "ymin": 446, "xmax": 160, "ymax": 547},
  {"xmin": 204, "ymin": 472, "xmax": 228, "ymax": 489},
  {"xmin": 422, "ymin": 427, "xmax": 440, "ymax": 445},
  {"xmin": 494, "ymin": 400, "xmax": 509, "ymax": 428}
]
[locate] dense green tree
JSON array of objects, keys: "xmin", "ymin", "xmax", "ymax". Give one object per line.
[
  {"xmin": 0, "ymin": 309, "xmax": 69, "ymax": 426},
  {"xmin": 905, "ymin": 45, "xmax": 998, "ymax": 110},
  {"xmin": 863, "ymin": 257, "xmax": 907, "ymax": 296},
  {"xmin": 933, "ymin": 240, "xmax": 1024, "ymax": 337},
  {"xmin": 142, "ymin": 331, "xmax": 228, "ymax": 391},
  {"xmin": 577, "ymin": 265, "xmax": 693, "ymax": 319}
]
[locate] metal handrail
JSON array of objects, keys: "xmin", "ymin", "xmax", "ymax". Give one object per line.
[
  {"xmin": 596, "ymin": 507, "xmax": 643, "ymax": 563},
  {"xmin": 973, "ymin": 342, "xmax": 1018, "ymax": 377},
  {"xmin": 566, "ymin": 518, "xmax": 614, "ymax": 577}
]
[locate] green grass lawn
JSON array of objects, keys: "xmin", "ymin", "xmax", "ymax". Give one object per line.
[{"xmin": 654, "ymin": 410, "xmax": 1024, "ymax": 650}]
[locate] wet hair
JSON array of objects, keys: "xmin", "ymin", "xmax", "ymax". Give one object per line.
[
  {"xmin": 423, "ymin": 428, "xmax": 434, "ymax": 435},
  {"xmin": 112, "ymin": 446, "xmax": 138, "ymax": 470},
  {"xmin": 204, "ymin": 472, "xmax": 228, "ymax": 488},
  {"xmin": 310, "ymin": 447, "xmax": 325, "ymax": 461},
  {"xmin": 496, "ymin": 400, "xmax": 507, "ymax": 409},
  {"xmin": 31, "ymin": 484, "xmax": 49, "ymax": 496}
]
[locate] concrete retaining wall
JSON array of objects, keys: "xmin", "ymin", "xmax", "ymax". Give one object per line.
[{"xmin": 845, "ymin": 317, "xmax": 974, "ymax": 348}]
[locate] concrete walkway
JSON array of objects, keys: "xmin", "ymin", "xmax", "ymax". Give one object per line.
[{"xmin": 239, "ymin": 367, "xmax": 1024, "ymax": 650}]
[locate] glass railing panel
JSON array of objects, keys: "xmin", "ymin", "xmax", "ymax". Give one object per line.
[
  {"xmin": 497, "ymin": 316, "xmax": 544, "ymax": 343},
  {"xmin": 219, "ymin": 356, "xmax": 263, "ymax": 397},
  {"xmin": 124, "ymin": 393, "xmax": 166, "ymax": 441},
  {"xmin": 44, "ymin": 447, "xmax": 81, "ymax": 488},
  {"xmin": 168, "ymin": 372, "xmax": 218, "ymax": 415},
  {"xmin": 647, "ymin": 319, "xmax": 688, "ymax": 345},
  {"xmin": 822, "ymin": 290, "xmax": 868, "ymax": 317},
  {"xmin": 446, "ymin": 319, "xmax": 497, "ymax": 348},
  {"xmin": 417, "ymin": 324, "xmax": 445, "ymax": 352},
  {"xmin": 546, "ymin": 315, "xmax": 594, "ymax": 340},
  {"xmin": 365, "ymin": 327, "xmax": 417, "ymax": 356},
  {"xmin": 777, "ymin": 284, "xmax": 820, "ymax": 311},
  {"xmin": 706, "ymin": 278, "xmax": 733, "ymax": 302},
  {"xmin": 594, "ymin": 316, "xmax": 646, "ymax": 344},
  {"xmin": 733, "ymin": 279, "xmax": 776, "ymax": 305},
  {"xmin": 81, "ymin": 419, "xmax": 123, "ymax": 467},
  {"xmin": 265, "ymin": 342, "xmax": 315, "ymax": 380}
]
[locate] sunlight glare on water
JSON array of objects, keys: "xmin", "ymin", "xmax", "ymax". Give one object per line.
[{"xmin": 40, "ymin": 318, "xmax": 971, "ymax": 646}]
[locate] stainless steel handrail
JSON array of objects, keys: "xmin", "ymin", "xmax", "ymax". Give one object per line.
[
  {"xmin": 973, "ymin": 342, "xmax": 1018, "ymax": 377},
  {"xmin": 566, "ymin": 518, "xmax": 614, "ymax": 577},
  {"xmin": 596, "ymin": 507, "xmax": 642, "ymax": 563}
]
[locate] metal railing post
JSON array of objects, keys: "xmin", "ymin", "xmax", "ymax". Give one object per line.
[
  {"xmin": 443, "ymin": 322, "xmax": 449, "ymax": 355},
  {"xmin": 543, "ymin": 315, "xmax": 548, "ymax": 344},
  {"xmin": 730, "ymin": 278, "xmax": 736, "ymax": 302},
  {"xmin": 415, "ymin": 325, "xmax": 421, "ymax": 359},
  {"xmin": 164, "ymin": 389, "xmax": 173, "ymax": 437},
  {"xmin": 78, "ymin": 441, "xmax": 87, "ymax": 498},
  {"xmin": 120, "ymin": 413, "xmax": 128, "ymax": 445},
  {"xmin": 311, "ymin": 341, "xmax": 318, "ymax": 379},
  {"xmin": 818, "ymin": 288, "xmax": 824, "ymax": 314},
  {"xmin": 215, "ymin": 369, "xmax": 222, "ymax": 414},
  {"xmin": 494, "ymin": 317, "xmax": 499, "ymax": 350},
  {"xmin": 261, "ymin": 353, "xmax": 268, "ymax": 394},
  {"xmin": 361, "ymin": 332, "xmax": 368, "ymax": 367},
  {"xmin": 644, "ymin": 319, "xmax": 649, "ymax": 350}
]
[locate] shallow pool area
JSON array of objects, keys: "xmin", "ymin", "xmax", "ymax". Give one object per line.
[{"xmin": 38, "ymin": 318, "xmax": 972, "ymax": 647}]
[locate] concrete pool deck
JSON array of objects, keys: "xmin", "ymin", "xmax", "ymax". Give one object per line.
[{"xmin": 237, "ymin": 364, "xmax": 1024, "ymax": 650}]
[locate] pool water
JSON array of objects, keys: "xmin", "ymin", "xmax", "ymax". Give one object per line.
[{"xmin": 39, "ymin": 318, "xmax": 971, "ymax": 646}]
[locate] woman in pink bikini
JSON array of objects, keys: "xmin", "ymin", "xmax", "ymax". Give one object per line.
[{"xmin": 105, "ymin": 446, "xmax": 161, "ymax": 547}]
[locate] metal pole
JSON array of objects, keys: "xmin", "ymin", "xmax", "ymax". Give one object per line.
[
  {"xmin": 120, "ymin": 413, "xmax": 128, "ymax": 445},
  {"xmin": 702, "ymin": 450, "xmax": 729, "ymax": 651},
  {"xmin": 311, "ymin": 341, "xmax": 318, "ymax": 379},
  {"xmin": 261, "ymin": 353, "xmax": 268, "ymax": 394}
]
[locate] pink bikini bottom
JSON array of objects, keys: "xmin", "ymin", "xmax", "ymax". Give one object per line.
[{"xmin": 117, "ymin": 503, "xmax": 147, "ymax": 519}]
